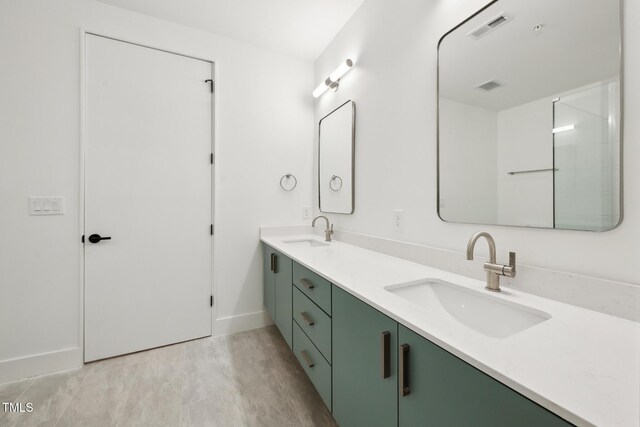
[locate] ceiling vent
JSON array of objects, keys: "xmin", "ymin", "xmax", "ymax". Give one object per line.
[
  {"xmin": 468, "ymin": 13, "xmax": 510, "ymax": 40},
  {"xmin": 476, "ymin": 80, "xmax": 502, "ymax": 91}
]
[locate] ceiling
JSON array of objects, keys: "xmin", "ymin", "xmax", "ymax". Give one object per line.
[
  {"xmin": 439, "ymin": 0, "xmax": 620, "ymax": 111},
  {"xmin": 94, "ymin": 0, "xmax": 366, "ymax": 61}
]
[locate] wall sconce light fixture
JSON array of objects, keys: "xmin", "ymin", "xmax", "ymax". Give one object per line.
[{"xmin": 313, "ymin": 59, "xmax": 354, "ymax": 98}]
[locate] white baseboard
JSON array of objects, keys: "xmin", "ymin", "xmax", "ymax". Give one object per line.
[
  {"xmin": 0, "ymin": 312, "xmax": 272, "ymax": 385},
  {"xmin": 214, "ymin": 310, "xmax": 273, "ymax": 336},
  {"xmin": 0, "ymin": 347, "xmax": 82, "ymax": 385}
]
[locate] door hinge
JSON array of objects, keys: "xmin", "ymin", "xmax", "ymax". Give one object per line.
[
  {"xmin": 205, "ymin": 79, "xmax": 214, "ymax": 93},
  {"xmin": 210, "ymin": 153, "xmax": 214, "ymax": 164},
  {"xmin": 210, "ymin": 295, "xmax": 214, "ymax": 307},
  {"xmin": 210, "ymin": 224, "xmax": 214, "ymax": 236}
]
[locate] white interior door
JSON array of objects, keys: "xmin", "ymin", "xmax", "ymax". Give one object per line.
[{"xmin": 84, "ymin": 34, "xmax": 213, "ymax": 362}]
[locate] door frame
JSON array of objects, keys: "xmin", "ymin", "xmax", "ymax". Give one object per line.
[{"xmin": 79, "ymin": 29, "xmax": 217, "ymax": 362}]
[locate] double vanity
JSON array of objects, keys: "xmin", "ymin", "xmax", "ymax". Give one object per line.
[
  {"xmin": 261, "ymin": 227, "xmax": 639, "ymax": 427},
  {"xmin": 265, "ymin": 0, "xmax": 634, "ymax": 425}
]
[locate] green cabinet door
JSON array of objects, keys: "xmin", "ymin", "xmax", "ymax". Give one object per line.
[
  {"xmin": 332, "ymin": 285, "xmax": 398, "ymax": 427},
  {"xmin": 398, "ymin": 325, "xmax": 573, "ymax": 427},
  {"xmin": 274, "ymin": 250, "xmax": 293, "ymax": 348},
  {"xmin": 262, "ymin": 243, "xmax": 276, "ymax": 322}
]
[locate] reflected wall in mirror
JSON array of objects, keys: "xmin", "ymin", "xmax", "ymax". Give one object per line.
[
  {"xmin": 319, "ymin": 100, "xmax": 355, "ymax": 214},
  {"xmin": 438, "ymin": 0, "xmax": 622, "ymax": 231}
]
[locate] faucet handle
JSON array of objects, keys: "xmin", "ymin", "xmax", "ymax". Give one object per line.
[
  {"xmin": 504, "ymin": 252, "xmax": 516, "ymax": 278},
  {"xmin": 323, "ymin": 223, "xmax": 334, "ymax": 242}
]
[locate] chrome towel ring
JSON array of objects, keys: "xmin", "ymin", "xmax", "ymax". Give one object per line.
[
  {"xmin": 329, "ymin": 175, "xmax": 343, "ymax": 191},
  {"xmin": 280, "ymin": 173, "xmax": 297, "ymax": 191}
]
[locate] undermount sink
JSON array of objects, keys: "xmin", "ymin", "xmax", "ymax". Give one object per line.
[
  {"xmin": 386, "ymin": 280, "xmax": 550, "ymax": 338},
  {"xmin": 282, "ymin": 238, "xmax": 329, "ymax": 248}
]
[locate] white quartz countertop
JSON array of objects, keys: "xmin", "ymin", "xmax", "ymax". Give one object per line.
[{"xmin": 260, "ymin": 230, "xmax": 640, "ymax": 427}]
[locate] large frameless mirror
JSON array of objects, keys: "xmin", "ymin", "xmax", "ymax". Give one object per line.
[
  {"xmin": 319, "ymin": 100, "xmax": 355, "ymax": 214},
  {"xmin": 438, "ymin": 0, "xmax": 622, "ymax": 231}
]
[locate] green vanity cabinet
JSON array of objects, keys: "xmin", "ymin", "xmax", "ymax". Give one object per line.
[
  {"xmin": 261, "ymin": 250, "xmax": 573, "ymax": 426},
  {"xmin": 262, "ymin": 244, "xmax": 276, "ymax": 321},
  {"xmin": 397, "ymin": 325, "xmax": 572, "ymax": 427},
  {"xmin": 263, "ymin": 244, "xmax": 293, "ymax": 348},
  {"xmin": 332, "ymin": 285, "xmax": 398, "ymax": 427},
  {"xmin": 332, "ymin": 283, "xmax": 573, "ymax": 427},
  {"xmin": 292, "ymin": 322, "xmax": 332, "ymax": 409},
  {"xmin": 293, "ymin": 287, "xmax": 332, "ymax": 363},
  {"xmin": 274, "ymin": 251, "xmax": 293, "ymax": 348},
  {"xmin": 293, "ymin": 262, "xmax": 332, "ymax": 315}
]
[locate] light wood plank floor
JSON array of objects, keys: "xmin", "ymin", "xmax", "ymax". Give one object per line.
[{"xmin": 0, "ymin": 326, "xmax": 337, "ymax": 426}]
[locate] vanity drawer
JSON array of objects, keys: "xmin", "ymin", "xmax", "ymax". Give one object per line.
[
  {"xmin": 293, "ymin": 322, "xmax": 332, "ymax": 410},
  {"xmin": 293, "ymin": 287, "xmax": 332, "ymax": 363},
  {"xmin": 293, "ymin": 262, "xmax": 332, "ymax": 315}
]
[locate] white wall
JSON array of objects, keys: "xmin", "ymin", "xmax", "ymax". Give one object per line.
[
  {"xmin": 313, "ymin": 0, "xmax": 639, "ymax": 285},
  {"xmin": 0, "ymin": 0, "xmax": 313, "ymax": 382},
  {"xmin": 439, "ymin": 98, "xmax": 497, "ymax": 224}
]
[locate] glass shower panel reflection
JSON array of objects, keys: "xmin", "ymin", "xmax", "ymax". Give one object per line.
[{"xmin": 553, "ymin": 82, "xmax": 620, "ymax": 230}]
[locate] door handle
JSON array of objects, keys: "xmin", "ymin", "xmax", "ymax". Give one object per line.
[
  {"xmin": 88, "ymin": 234, "xmax": 111, "ymax": 244},
  {"xmin": 400, "ymin": 343, "xmax": 410, "ymax": 397},
  {"xmin": 270, "ymin": 253, "xmax": 275, "ymax": 272}
]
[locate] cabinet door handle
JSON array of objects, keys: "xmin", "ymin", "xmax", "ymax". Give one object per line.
[
  {"xmin": 300, "ymin": 278, "xmax": 315, "ymax": 290},
  {"xmin": 400, "ymin": 343, "xmax": 410, "ymax": 397},
  {"xmin": 273, "ymin": 254, "xmax": 278, "ymax": 274},
  {"xmin": 300, "ymin": 350, "xmax": 315, "ymax": 368},
  {"xmin": 300, "ymin": 312, "xmax": 315, "ymax": 326},
  {"xmin": 381, "ymin": 331, "xmax": 390, "ymax": 379},
  {"xmin": 270, "ymin": 253, "xmax": 275, "ymax": 272}
]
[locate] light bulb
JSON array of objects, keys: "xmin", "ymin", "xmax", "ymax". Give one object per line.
[
  {"xmin": 313, "ymin": 77, "xmax": 332, "ymax": 98},
  {"xmin": 312, "ymin": 59, "xmax": 355, "ymax": 97},
  {"xmin": 329, "ymin": 59, "xmax": 354, "ymax": 83}
]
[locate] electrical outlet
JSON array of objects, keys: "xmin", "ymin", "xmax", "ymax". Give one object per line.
[
  {"xmin": 393, "ymin": 209, "xmax": 404, "ymax": 231},
  {"xmin": 302, "ymin": 206, "xmax": 311, "ymax": 220}
]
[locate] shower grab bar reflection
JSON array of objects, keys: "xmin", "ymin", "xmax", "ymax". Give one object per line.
[{"xmin": 507, "ymin": 168, "xmax": 558, "ymax": 175}]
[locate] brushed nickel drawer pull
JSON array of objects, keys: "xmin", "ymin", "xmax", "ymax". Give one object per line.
[
  {"xmin": 300, "ymin": 278, "xmax": 315, "ymax": 289},
  {"xmin": 300, "ymin": 312, "xmax": 315, "ymax": 326},
  {"xmin": 300, "ymin": 350, "xmax": 315, "ymax": 368}
]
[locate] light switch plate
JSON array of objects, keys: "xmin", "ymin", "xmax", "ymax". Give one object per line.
[{"xmin": 29, "ymin": 197, "xmax": 65, "ymax": 215}]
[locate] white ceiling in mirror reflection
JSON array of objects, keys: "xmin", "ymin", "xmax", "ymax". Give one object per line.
[{"xmin": 439, "ymin": 0, "xmax": 620, "ymax": 111}]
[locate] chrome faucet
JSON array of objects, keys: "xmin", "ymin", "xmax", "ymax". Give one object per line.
[
  {"xmin": 466, "ymin": 232, "xmax": 516, "ymax": 292},
  {"xmin": 312, "ymin": 215, "xmax": 334, "ymax": 242}
]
